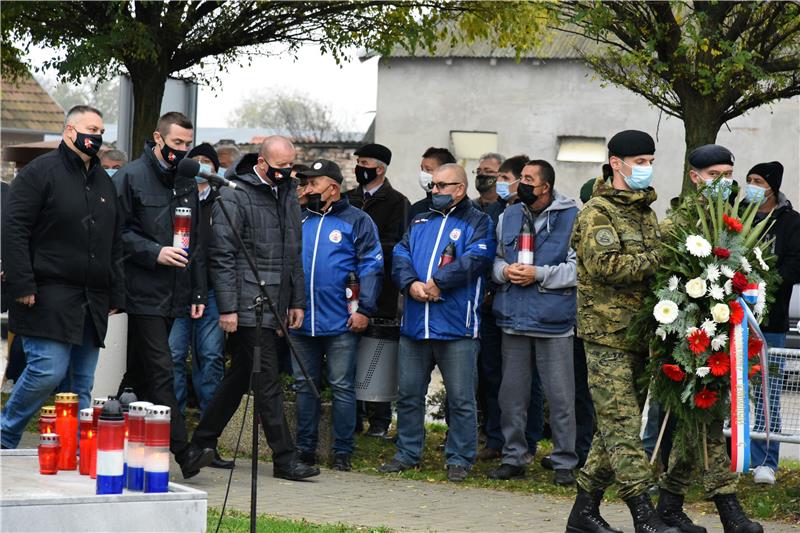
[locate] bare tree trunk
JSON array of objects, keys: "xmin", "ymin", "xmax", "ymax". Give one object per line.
[
  {"xmin": 680, "ymin": 102, "xmax": 723, "ymax": 197},
  {"xmin": 128, "ymin": 65, "xmax": 168, "ymax": 160}
]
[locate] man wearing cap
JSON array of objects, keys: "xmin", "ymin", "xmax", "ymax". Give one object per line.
[
  {"xmin": 745, "ymin": 161, "xmax": 800, "ymax": 486},
  {"xmin": 346, "ymin": 143, "xmax": 411, "ymax": 438},
  {"xmin": 567, "ymin": 130, "xmax": 676, "ymax": 533},
  {"xmin": 291, "ymin": 159, "xmax": 384, "ymax": 472}
]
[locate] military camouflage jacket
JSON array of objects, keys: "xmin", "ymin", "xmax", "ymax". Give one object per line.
[{"xmin": 571, "ymin": 177, "xmax": 661, "ymax": 351}]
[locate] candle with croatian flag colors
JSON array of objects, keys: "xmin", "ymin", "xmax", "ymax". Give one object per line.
[
  {"xmin": 54, "ymin": 392, "xmax": 78, "ymax": 470},
  {"xmin": 173, "ymin": 207, "xmax": 192, "ymax": 253},
  {"xmin": 96, "ymin": 397, "xmax": 125, "ymax": 494},
  {"xmin": 79, "ymin": 408, "xmax": 94, "ymax": 475},
  {"xmin": 38, "ymin": 433, "xmax": 61, "ymax": 475},
  {"xmin": 39, "ymin": 405, "xmax": 56, "ymax": 434},
  {"xmin": 118, "ymin": 387, "xmax": 138, "ymax": 486},
  {"xmin": 144, "ymin": 405, "xmax": 171, "ymax": 493},
  {"xmin": 90, "ymin": 397, "xmax": 107, "ymax": 479},
  {"xmin": 126, "ymin": 401, "xmax": 152, "ymax": 491},
  {"xmin": 517, "ymin": 218, "xmax": 534, "ymax": 266}
]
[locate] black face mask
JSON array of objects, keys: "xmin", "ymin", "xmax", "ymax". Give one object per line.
[
  {"xmin": 475, "ymin": 174, "xmax": 497, "ymax": 193},
  {"xmin": 305, "ymin": 193, "xmax": 323, "ymax": 213},
  {"xmin": 160, "ymin": 142, "xmax": 187, "ymax": 167},
  {"xmin": 267, "ymin": 165, "xmax": 292, "ymax": 183},
  {"xmin": 73, "ymin": 131, "xmax": 103, "ymax": 158},
  {"xmin": 517, "ymin": 182, "xmax": 539, "ymax": 205},
  {"xmin": 355, "ymin": 165, "xmax": 378, "ymax": 186}
]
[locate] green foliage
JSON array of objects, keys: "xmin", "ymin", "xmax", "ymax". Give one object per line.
[
  {"xmin": 207, "ymin": 508, "xmax": 392, "ymax": 533},
  {"xmin": 38, "ymin": 76, "xmax": 120, "ymax": 123},
  {"xmin": 230, "ymin": 92, "xmax": 348, "ymax": 140}
]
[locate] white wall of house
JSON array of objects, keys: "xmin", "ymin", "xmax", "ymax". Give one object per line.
[{"xmin": 373, "ymin": 56, "xmax": 799, "ymax": 217}]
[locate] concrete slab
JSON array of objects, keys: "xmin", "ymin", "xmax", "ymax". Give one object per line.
[{"xmin": 0, "ymin": 450, "xmax": 207, "ymax": 532}]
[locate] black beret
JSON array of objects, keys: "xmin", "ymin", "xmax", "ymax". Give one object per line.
[
  {"xmin": 747, "ymin": 161, "xmax": 783, "ymax": 194},
  {"xmin": 354, "ymin": 143, "xmax": 392, "ymax": 166},
  {"xmin": 187, "ymin": 142, "xmax": 220, "ymax": 171},
  {"xmin": 297, "ymin": 159, "xmax": 344, "ymax": 184},
  {"xmin": 607, "ymin": 130, "xmax": 655, "ymax": 158},
  {"xmin": 688, "ymin": 144, "xmax": 734, "ymax": 170},
  {"xmin": 579, "ymin": 178, "xmax": 596, "ymax": 204}
]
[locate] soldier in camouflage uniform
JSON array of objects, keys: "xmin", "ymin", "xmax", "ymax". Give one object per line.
[
  {"xmin": 656, "ymin": 145, "xmax": 763, "ymax": 533},
  {"xmin": 566, "ymin": 130, "xmax": 678, "ymax": 533}
]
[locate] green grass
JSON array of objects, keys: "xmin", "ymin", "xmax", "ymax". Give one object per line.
[
  {"xmin": 350, "ymin": 425, "xmax": 800, "ymax": 524},
  {"xmin": 207, "ymin": 508, "xmax": 392, "ymax": 533}
]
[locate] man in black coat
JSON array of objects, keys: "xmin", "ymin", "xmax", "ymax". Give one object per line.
[
  {"xmin": 1, "ymin": 105, "xmax": 125, "ymax": 449},
  {"xmin": 114, "ymin": 111, "xmax": 211, "ymax": 476},
  {"xmin": 190, "ymin": 136, "xmax": 319, "ymax": 481},
  {"xmin": 346, "ymin": 143, "xmax": 411, "ymax": 437}
]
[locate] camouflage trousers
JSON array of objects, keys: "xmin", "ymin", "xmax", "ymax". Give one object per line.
[
  {"xmin": 577, "ymin": 342, "xmax": 654, "ymax": 500},
  {"xmin": 660, "ymin": 417, "xmax": 738, "ymax": 498}
]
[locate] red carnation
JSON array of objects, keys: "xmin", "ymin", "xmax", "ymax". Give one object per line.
[
  {"xmin": 732, "ymin": 272, "xmax": 748, "ymax": 294},
  {"xmin": 706, "ymin": 352, "xmax": 730, "ymax": 377},
  {"xmin": 748, "ymin": 335, "xmax": 763, "ymax": 357},
  {"xmin": 712, "ymin": 247, "xmax": 731, "ymax": 259},
  {"xmin": 749, "ymin": 364, "xmax": 762, "ymax": 378},
  {"xmin": 687, "ymin": 328, "xmax": 711, "ymax": 354},
  {"xmin": 662, "ymin": 364, "xmax": 686, "ymax": 382},
  {"xmin": 723, "ymin": 214, "xmax": 743, "ymax": 233},
  {"xmin": 729, "ymin": 300, "xmax": 744, "ymax": 325},
  {"xmin": 695, "ymin": 387, "xmax": 719, "ymax": 409}
]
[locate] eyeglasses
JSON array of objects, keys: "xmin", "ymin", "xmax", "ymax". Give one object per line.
[{"xmin": 431, "ymin": 182, "xmax": 461, "ymax": 190}]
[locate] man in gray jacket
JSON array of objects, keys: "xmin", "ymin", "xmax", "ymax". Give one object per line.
[
  {"xmin": 190, "ymin": 136, "xmax": 319, "ymax": 480},
  {"xmin": 488, "ymin": 160, "xmax": 580, "ymax": 485}
]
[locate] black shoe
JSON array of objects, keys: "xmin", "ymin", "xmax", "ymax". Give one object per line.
[
  {"xmin": 298, "ymin": 449, "xmax": 317, "ymax": 466},
  {"xmin": 625, "ymin": 493, "xmax": 681, "ymax": 533},
  {"xmin": 209, "ymin": 450, "xmax": 235, "ymax": 470},
  {"xmin": 180, "ymin": 443, "xmax": 215, "ymax": 479},
  {"xmin": 488, "ymin": 463, "xmax": 526, "ymax": 480},
  {"xmin": 541, "ymin": 455, "xmax": 554, "ymax": 470},
  {"xmin": 365, "ymin": 426, "xmax": 389, "ymax": 438},
  {"xmin": 713, "ymin": 494, "xmax": 763, "ymax": 533},
  {"xmin": 447, "ymin": 464, "xmax": 469, "ymax": 482},
  {"xmin": 567, "ymin": 487, "xmax": 622, "ymax": 533},
  {"xmin": 273, "ymin": 461, "xmax": 320, "ymax": 481},
  {"xmin": 657, "ymin": 489, "xmax": 707, "ymax": 533},
  {"xmin": 378, "ymin": 458, "xmax": 417, "ymax": 473},
  {"xmin": 332, "ymin": 453, "xmax": 352, "ymax": 472},
  {"xmin": 555, "ymin": 468, "xmax": 576, "ymax": 486}
]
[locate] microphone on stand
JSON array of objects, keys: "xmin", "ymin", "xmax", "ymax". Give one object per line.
[{"xmin": 177, "ymin": 158, "xmax": 241, "ymax": 190}]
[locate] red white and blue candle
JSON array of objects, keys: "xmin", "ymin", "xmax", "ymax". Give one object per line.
[
  {"xmin": 96, "ymin": 398, "xmax": 125, "ymax": 495},
  {"xmin": 144, "ymin": 405, "xmax": 171, "ymax": 493},
  {"xmin": 126, "ymin": 401, "xmax": 152, "ymax": 491}
]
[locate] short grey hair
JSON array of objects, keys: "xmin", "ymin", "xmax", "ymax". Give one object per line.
[
  {"xmin": 366, "ymin": 157, "xmax": 387, "ymax": 171},
  {"xmin": 434, "ymin": 163, "xmax": 467, "ymax": 185},
  {"xmin": 64, "ymin": 105, "xmax": 102, "ymax": 127},
  {"xmin": 479, "ymin": 152, "xmax": 505, "ymax": 165},
  {"xmin": 216, "ymin": 144, "xmax": 241, "ymax": 157},
  {"xmin": 101, "ymin": 149, "xmax": 127, "ymax": 163}
]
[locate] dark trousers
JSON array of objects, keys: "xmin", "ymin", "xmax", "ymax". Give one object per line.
[
  {"xmin": 357, "ymin": 401, "xmax": 392, "ymax": 432},
  {"xmin": 192, "ymin": 326, "xmax": 294, "ymax": 468},
  {"xmin": 477, "ymin": 308, "xmax": 503, "ymax": 450},
  {"xmin": 119, "ymin": 315, "xmax": 189, "ymax": 462},
  {"xmin": 573, "ymin": 337, "xmax": 595, "ymax": 467}
]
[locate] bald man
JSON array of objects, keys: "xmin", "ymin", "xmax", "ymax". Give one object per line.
[{"xmin": 189, "ymin": 136, "xmax": 319, "ymax": 481}]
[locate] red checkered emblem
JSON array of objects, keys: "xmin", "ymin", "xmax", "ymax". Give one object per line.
[
  {"xmin": 167, "ymin": 151, "xmax": 176, "ymax": 162},
  {"xmin": 180, "ymin": 235, "xmax": 190, "ymax": 249},
  {"xmin": 84, "ymin": 138, "xmax": 93, "ymax": 149}
]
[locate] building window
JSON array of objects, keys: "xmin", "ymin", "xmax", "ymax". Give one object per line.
[{"xmin": 556, "ymin": 136, "xmax": 606, "ymax": 163}]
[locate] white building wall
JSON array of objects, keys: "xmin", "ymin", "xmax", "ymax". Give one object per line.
[{"xmin": 374, "ymin": 57, "xmax": 799, "ymax": 217}]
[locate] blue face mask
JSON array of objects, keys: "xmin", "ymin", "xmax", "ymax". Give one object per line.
[
  {"xmin": 195, "ymin": 163, "xmax": 212, "ymax": 184},
  {"xmin": 620, "ymin": 160, "xmax": 654, "ymax": 190},
  {"xmin": 702, "ymin": 178, "xmax": 733, "ymax": 200},
  {"xmin": 495, "ymin": 180, "xmax": 517, "ymax": 200},
  {"xmin": 431, "ymin": 193, "xmax": 453, "ymax": 211},
  {"xmin": 105, "ymin": 168, "xmax": 118, "ymax": 177},
  {"xmin": 217, "ymin": 167, "xmax": 227, "ymax": 177},
  {"xmin": 744, "ymin": 184, "xmax": 767, "ymax": 205}
]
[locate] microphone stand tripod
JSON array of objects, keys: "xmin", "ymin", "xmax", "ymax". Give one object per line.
[{"xmin": 211, "ymin": 185, "xmax": 319, "ymax": 533}]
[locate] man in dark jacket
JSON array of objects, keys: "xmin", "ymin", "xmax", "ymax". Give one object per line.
[
  {"xmin": 745, "ymin": 161, "xmax": 800, "ymax": 486},
  {"xmin": 114, "ymin": 111, "xmax": 211, "ymax": 477},
  {"xmin": 346, "ymin": 143, "xmax": 411, "ymax": 437},
  {"xmin": 190, "ymin": 136, "xmax": 319, "ymax": 481},
  {"xmin": 407, "ymin": 147, "xmax": 456, "ymax": 223},
  {"xmin": 1, "ymin": 105, "xmax": 125, "ymax": 449}
]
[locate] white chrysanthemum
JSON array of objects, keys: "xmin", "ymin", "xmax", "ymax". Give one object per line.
[
  {"xmin": 685, "ymin": 277, "xmax": 707, "ymax": 299},
  {"xmin": 740, "ymin": 256, "xmax": 752, "ymax": 274},
  {"xmin": 653, "ymin": 300, "xmax": 679, "ymax": 324},
  {"xmin": 655, "ymin": 327, "xmax": 667, "ymax": 341},
  {"xmin": 755, "ymin": 281, "xmax": 767, "ymax": 318},
  {"xmin": 686, "ymin": 235, "xmax": 712, "ymax": 258},
  {"xmin": 711, "ymin": 303, "xmax": 730, "ymax": 323},
  {"xmin": 701, "ymin": 319, "xmax": 717, "ymax": 337},
  {"xmin": 724, "ymin": 279, "xmax": 733, "ymax": 295},
  {"xmin": 706, "ymin": 263, "xmax": 721, "ymax": 283},
  {"xmin": 668, "ymin": 275, "xmax": 680, "ymax": 292},
  {"xmin": 708, "ymin": 284, "xmax": 725, "ymax": 301},
  {"xmin": 696, "ymin": 366, "xmax": 711, "ymax": 378},
  {"xmin": 711, "ymin": 333, "xmax": 729, "ymax": 351},
  {"xmin": 753, "ymin": 247, "xmax": 769, "ymax": 271},
  {"xmin": 686, "ymin": 326, "xmax": 699, "ymax": 336},
  {"xmin": 720, "ymin": 265, "xmax": 735, "ymax": 278}
]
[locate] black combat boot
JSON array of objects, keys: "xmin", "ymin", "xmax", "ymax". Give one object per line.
[
  {"xmin": 656, "ymin": 489, "xmax": 707, "ymax": 533},
  {"xmin": 625, "ymin": 493, "xmax": 681, "ymax": 533},
  {"xmin": 566, "ymin": 487, "xmax": 622, "ymax": 533},
  {"xmin": 713, "ymin": 494, "xmax": 763, "ymax": 533}
]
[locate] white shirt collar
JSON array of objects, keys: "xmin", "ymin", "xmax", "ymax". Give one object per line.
[{"xmin": 365, "ymin": 181, "xmax": 383, "ymax": 196}]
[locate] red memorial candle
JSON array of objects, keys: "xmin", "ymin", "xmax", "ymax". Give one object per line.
[
  {"xmin": 54, "ymin": 392, "xmax": 78, "ymax": 470},
  {"xmin": 39, "ymin": 405, "xmax": 56, "ymax": 434},
  {"xmin": 79, "ymin": 408, "xmax": 94, "ymax": 475},
  {"xmin": 38, "ymin": 433, "xmax": 61, "ymax": 475}
]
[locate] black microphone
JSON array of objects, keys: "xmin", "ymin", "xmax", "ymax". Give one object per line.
[{"xmin": 177, "ymin": 158, "xmax": 240, "ymax": 190}]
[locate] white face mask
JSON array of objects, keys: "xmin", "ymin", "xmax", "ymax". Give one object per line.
[{"xmin": 419, "ymin": 170, "xmax": 433, "ymax": 192}]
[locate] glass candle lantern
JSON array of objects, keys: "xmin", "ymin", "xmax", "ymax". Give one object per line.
[
  {"xmin": 39, "ymin": 405, "xmax": 56, "ymax": 434},
  {"xmin": 90, "ymin": 397, "xmax": 107, "ymax": 479},
  {"xmin": 126, "ymin": 401, "xmax": 152, "ymax": 491},
  {"xmin": 38, "ymin": 433, "xmax": 61, "ymax": 475},
  {"xmin": 118, "ymin": 387, "xmax": 138, "ymax": 487},
  {"xmin": 144, "ymin": 405, "xmax": 171, "ymax": 493},
  {"xmin": 54, "ymin": 392, "xmax": 78, "ymax": 470},
  {"xmin": 96, "ymin": 397, "xmax": 125, "ymax": 495},
  {"xmin": 79, "ymin": 408, "xmax": 94, "ymax": 475}
]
